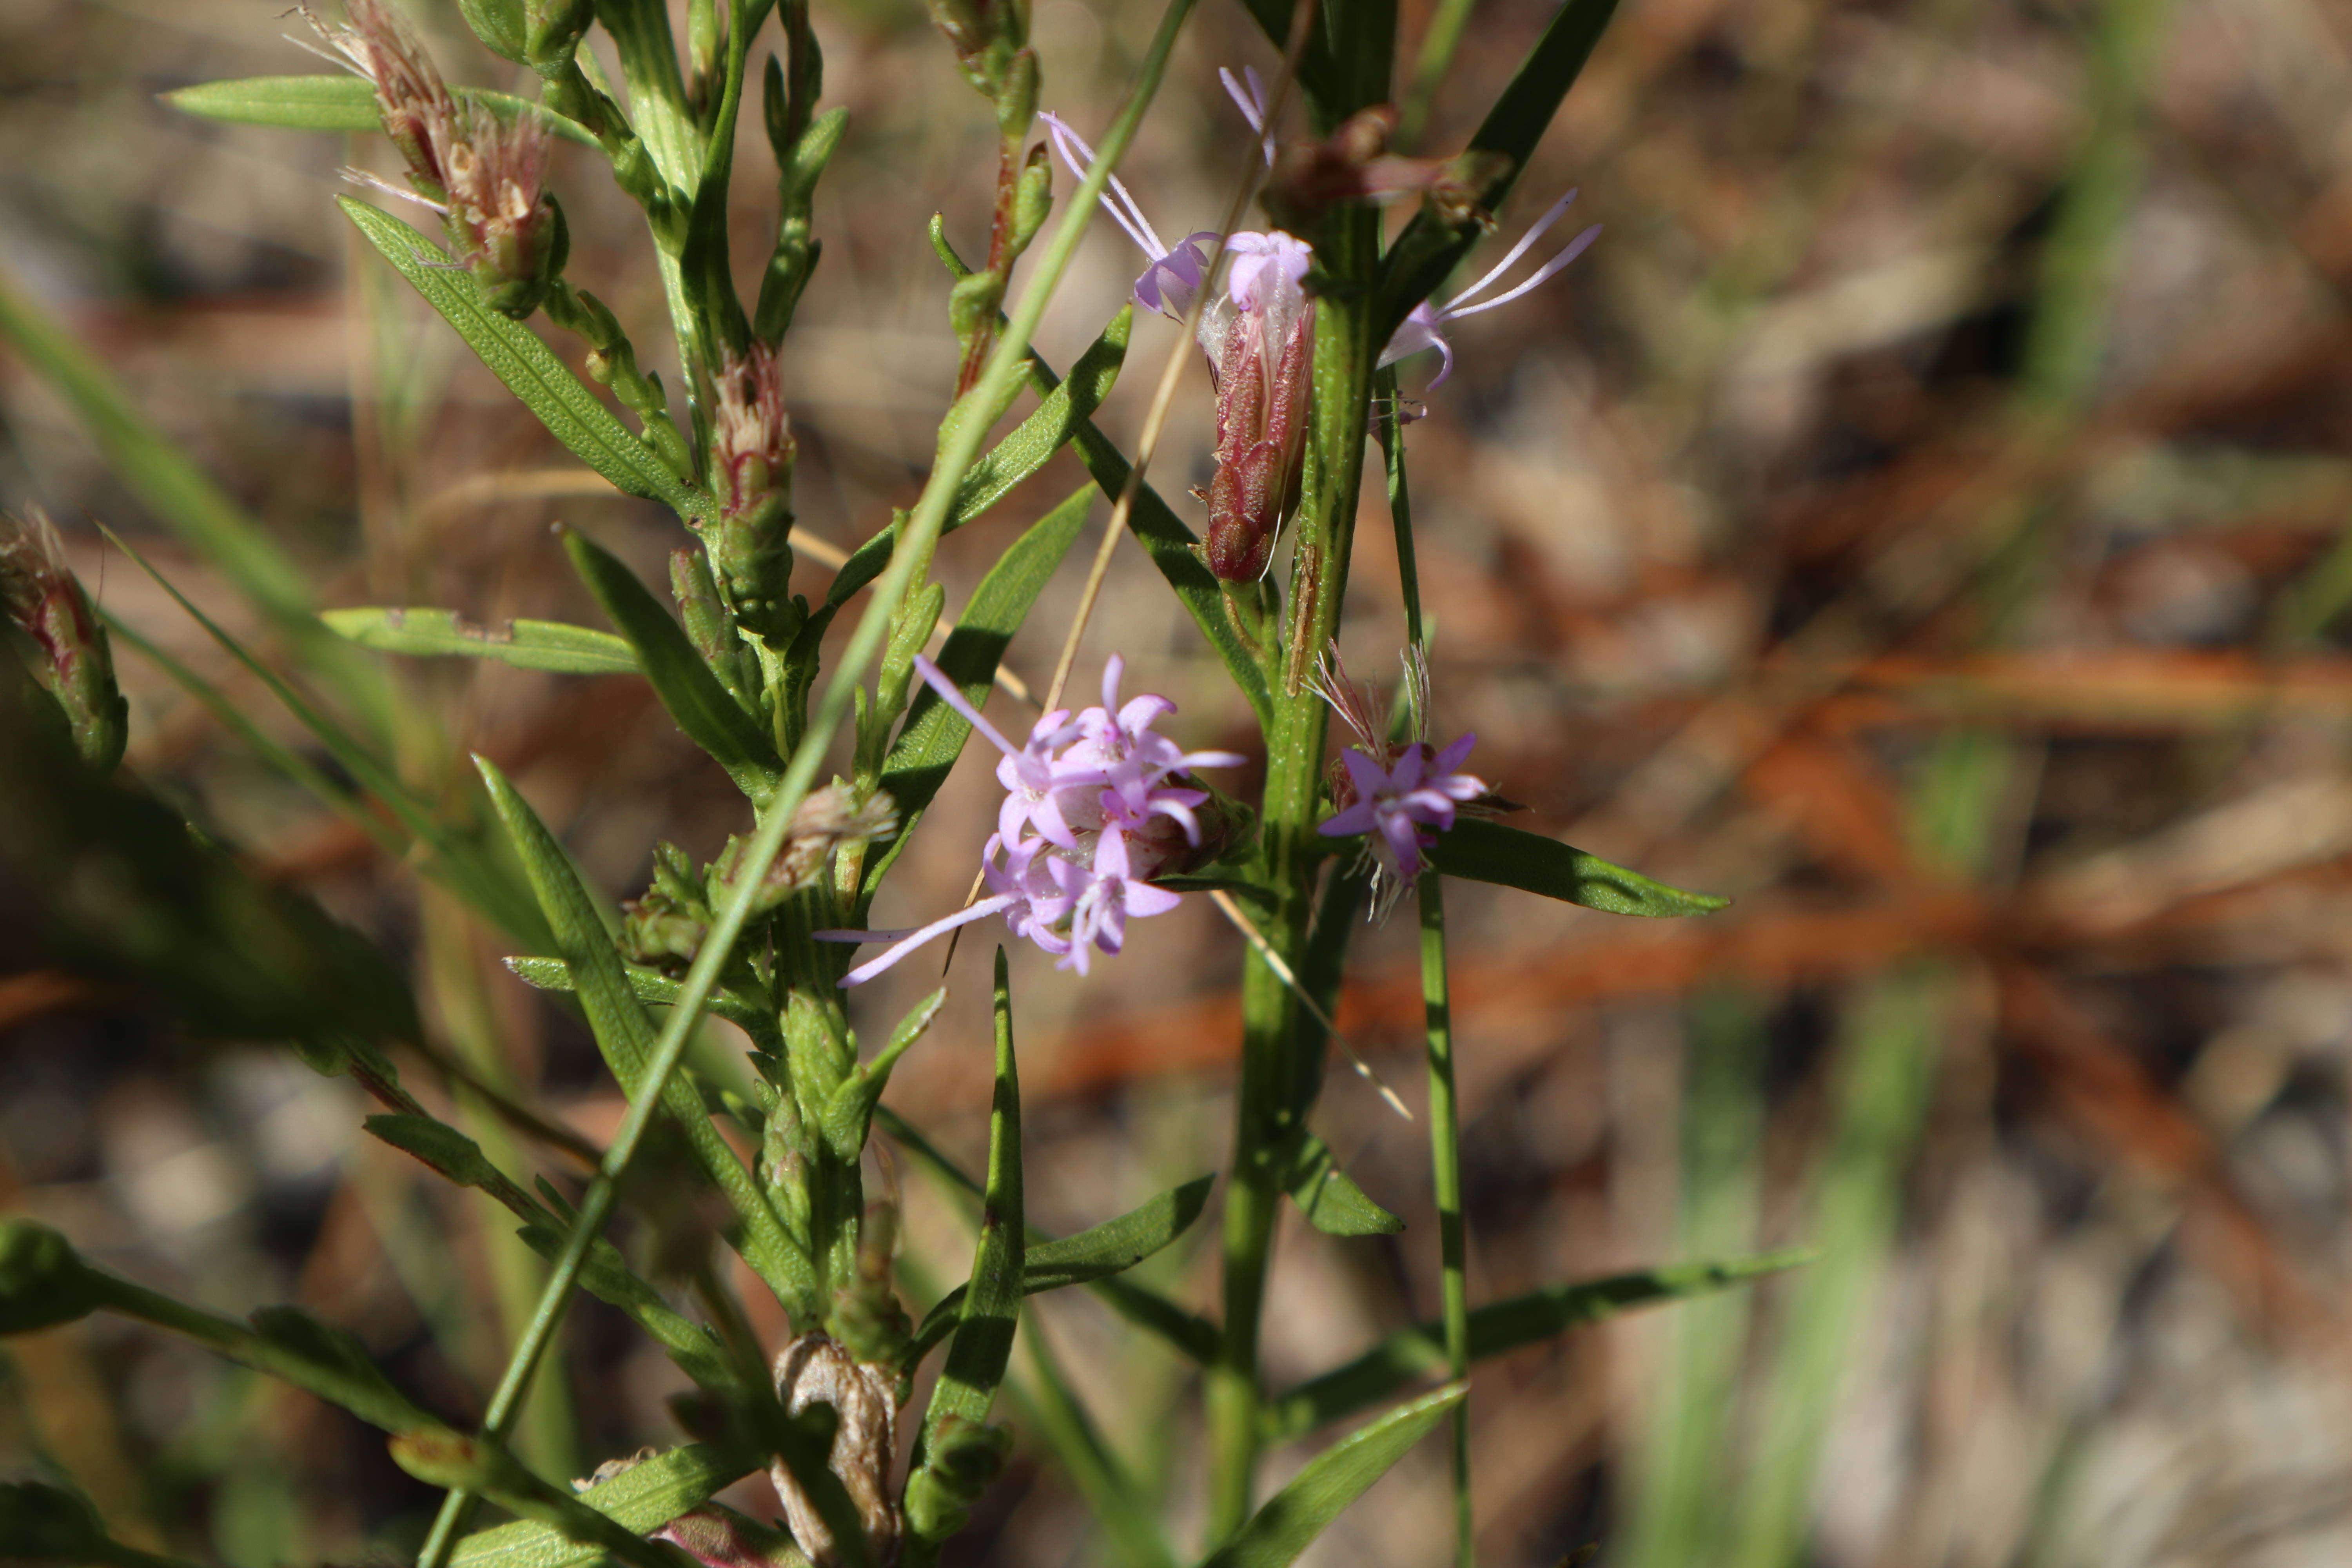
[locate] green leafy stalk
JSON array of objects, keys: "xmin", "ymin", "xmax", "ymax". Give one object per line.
[
  {"xmin": 1419, "ymin": 871, "xmax": 1472, "ymax": 1567},
  {"xmin": 1203, "ymin": 1385, "xmax": 1466, "ymax": 1568},
  {"xmin": 413, "ymin": 7, "xmax": 1199, "ymax": 1558}
]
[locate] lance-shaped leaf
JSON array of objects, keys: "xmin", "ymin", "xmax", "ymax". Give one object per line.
[
  {"xmin": 503, "ymin": 956, "xmax": 773, "ymax": 1039},
  {"xmin": 362, "ymin": 1114, "xmax": 740, "ymax": 1392},
  {"xmin": 391, "ymin": 1432, "xmax": 679, "ymax": 1568},
  {"xmin": 475, "ymin": 755, "xmax": 808, "ymax": 1298},
  {"xmin": 823, "ymin": 318, "xmax": 1129, "ymax": 610},
  {"xmin": 561, "ymin": 529, "xmax": 782, "ymax": 795},
  {"xmin": 855, "ymin": 484, "xmax": 1093, "ymax": 907},
  {"xmin": 1426, "ymin": 819, "xmax": 1729, "ymax": 917},
  {"xmin": 821, "ymin": 988, "xmax": 948, "ymax": 1160},
  {"xmin": 325, "ymin": 607, "xmax": 639, "ymax": 676},
  {"xmin": 1202, "ymin": 1385, "xmax": 1467, "ymax": 1568},
  {"xmin": 1261, "ymin": 1249, "xmax": 1813, "ymax": 1441},
  {"xmin": 905, "ymin": 950, "xmax": 1025, "ymax": 1553},
  {"xmin": 340, "ymin": 199, "xmax": 714, "ymax": 519},
  {"xmin": 446, "ymin": 1444, "xmax": 759, "ymax": 1568},
  {"xmin": 1375, "ymin": 0, "xmax": 1626, "ymax": 343},
  {"xmin": 1274, "ymin": 1129, "xmax": 1401, "ymax": 1237},
  {"xmin": 163, "ymin": 75, "xmax": 600, "ymax": 145},
  {"xmin": 909, "ymin": 1174, "xmax": 1215, "ymax": 1357}
]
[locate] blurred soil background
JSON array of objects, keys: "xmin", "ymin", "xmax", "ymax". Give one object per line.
[{"xmin": 9, "ymin": 0, "xmax": 2352, "ymax": 1563}]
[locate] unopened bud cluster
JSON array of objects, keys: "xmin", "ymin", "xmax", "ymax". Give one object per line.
[{"xmin": 706, "ymin": 343, "xmax": 800, "ymax": 632}]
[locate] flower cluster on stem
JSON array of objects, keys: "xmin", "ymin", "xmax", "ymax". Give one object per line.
[{"xmin": 818, "ymin": 654, "xmax": 1244, "ymax": 982}]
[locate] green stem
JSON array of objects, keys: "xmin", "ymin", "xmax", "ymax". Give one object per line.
[
  {"xmin": 1208, "ymin": 194, "xmax": 1384, "ymax": 1539},
  {"xmin": 413, "ymin": 5, "xmax": 1198, "ymax": 1558},
  {"xmin": 1385, "ymin": 379, "xmax": 1469, "ymax": 1562},
  {"xmin": 1417, "ymin": 872, "xmax": 1472, "ymax": 1566}
]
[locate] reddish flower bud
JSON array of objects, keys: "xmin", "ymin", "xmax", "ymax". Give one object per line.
[{"xmin": 2, "ymin": 509, "xmax": 125, "ymax": 773}]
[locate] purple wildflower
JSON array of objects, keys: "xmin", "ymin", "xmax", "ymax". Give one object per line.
[
  {"xmin": 1312, "ymin": 644, "xmax": 1488, "ymax": 916},
  {"xmin": 817, "ymin": 654, "xmax": 1243, "ymax": 984},
  {"xmin": 1378, "ymin": 189, "xmax": 1600, "ymax": 393}
]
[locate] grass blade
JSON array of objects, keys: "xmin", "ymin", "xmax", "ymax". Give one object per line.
[
  {"xmin": 1261, "ymin": 1249, "xmax": 1814, "ymax": 1442},
  {"xmin": 1202, "ymin": 1385, "xmax": 1467, "ymax": 1568},
  {"xmin": 325, "ymin": 607, "xmax": 639, "ymax": 676}
]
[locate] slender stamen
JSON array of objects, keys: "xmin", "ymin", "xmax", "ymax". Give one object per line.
[
  {"xmin": 1443, "ymin": 224, "xmax": 1601, "ymax": 321},
  {"xmin": 1038, "ymin": 112, "xmax": 1168, "ymax": 261},
  {"xmin": 1441, "ymin": 188, "xmax": 1580, "ymax": 314},
  {"xmin": 1218, "ymin": 65, "xmax": 1275, "ymax": 166}
]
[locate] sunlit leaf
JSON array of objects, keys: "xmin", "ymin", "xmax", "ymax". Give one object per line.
[
  {"xmin": 325, "ymin": 607, "xmax": 639, "ymax": 676},
  {"xmin": 163, "ymin": 74, "xmax": 599, "ymax": 144},
  {"xmin": 1202, "ymin": 1385, "xmax": 1466, "ymax": 1568},
  {"xmin": 1428, "ymin": 819, "xmax": 1729, "ymax": 917}
]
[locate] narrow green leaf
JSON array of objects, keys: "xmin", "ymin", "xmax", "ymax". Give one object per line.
[
  {"xmin": 1376, "ymin": 0, "xmax": 1624, "ymax": 341},
  {"xmin": 339, "ymin": 199, "xmax": 715, "ymax": 519},
  {"xmin": 446, "ymin": 1445, "xmax": 757, "ymax": 1568},
  {"xmin": 325, "ymin": 607, "xmax": 639, "ymax": 676},
  {"xmin": 475, "ymin": 755, "xmax": 807, "ymax": 1297},
  {"xmin": 1262, "ymin": 1249, "xmax": 1815, "ymax": 1441},
  {"xmin": 163, "ymin": 75, "xmax": 599, "ymax": 145},
  {"xmin": 502, "ymin": 955, "xmax": 771, "ymax": 1037},
  {"xmin": 1426, "ymin": 819, "xmax": 1729, "ymax": 917},
  {"xmin": 823, "ymin": 316, "xmax": 1128, "ymax": 610},
  {"xmin": 856, "ymin": 484, "xmax": 1093, "ymax": 906},
  {"xmin": 907, "ymin": 950, "xmax": 1025, "ymax": 1549},
  {"xmin": 392, "ymin": 1432, "xmax": 679, "ymax": 1568},
  {"xmin": 1277, "ymin": 1131, "xmax": 1402, "ymax": 1236},
  {"xmin": 822, "ymin": 988, "xmax": 948, "ymax": 1159},
  {"xmin": 561, "ymin": 529, "xmax": 781, "ymax": 795},
  {"xmin": 1203, "ymin": 1385, "xmax": 1467, "ymax": 1568},
  {"xmin": 913, "ymin": 1174, "xmax": 1215, "ymax": 1347}
]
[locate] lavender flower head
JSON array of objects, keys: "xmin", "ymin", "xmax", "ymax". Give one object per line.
[
  {"xmin": 818, "ymin": 654, "xmax": 1244, "ymax": 983},
  {"xmin": 1312, "ymin": 644, "xmax": 1488, "ymax": 917}
]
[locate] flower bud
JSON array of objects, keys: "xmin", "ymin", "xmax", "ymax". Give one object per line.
[
  {"xmin": 1202, "ymin": 290, "xmax": 1313, "ymax": 582},
  {"xmin": 1009, "ymin": 141, "xmax": 1053, "ymax": 254},
  {"xmin": 706, "ymin": 343, "xmax": 798, "ymax": 628},
  {"xmin": 770, "ymin": 1332, "xmax": 900, "ymax": 1568},
  {"xmin": 2, "ymin": 510, "xmax": 126, "ymax": 773},
  {"xmin": 0, "ymin": 1220, "xmax": 100, "ymax": 1334}
]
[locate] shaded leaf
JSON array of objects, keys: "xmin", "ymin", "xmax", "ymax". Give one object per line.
[
  {"xmin": 339, "ymin": 199, "xmax": 714, "ymax": 519},
  {"xmin": 562, "ymin": 529, "xmax": 781, "ymax": 795},
  {"xmin": 1263, "ymin": 1249, "xmax": 1814, "ymax": 1441},
  {"xmin": 1428, "ymin": 819, "xmax": 1729, "ymax": 917},
  {"xmin": 1202, "ymin": 1385, "xmax": 1466, "ymax": 1568},
  {"xmin": 325, "ymin": 607, "xmax": 639, "ymax": 676}
]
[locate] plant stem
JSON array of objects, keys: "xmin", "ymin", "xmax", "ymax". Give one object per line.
[
  {"xmin": 1207, "ymin": 193, "xmax": 1383, "ymax": 1540},
  {"xmin": 1385, "ymin": 382, "xmax": 1470, "ymax": 1563}
]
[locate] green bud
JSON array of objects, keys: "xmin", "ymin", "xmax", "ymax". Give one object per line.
[
  {"xmin": 949, "ymin": 270, "xmax": 1005, "ymax": 346},
  {"xmin": 457, "ymin": 0, "xmax": 528, "ymax": 62},
  {"xmin": 0, "ymin": 1220, "xmax": 99, "ymax": 1335},
  {"xmin": 904, "ymin": 1416, "xmax": 1013, "ymax": 1541},
  {"xmin": 1010, "ymin": 140, "xmax": 1053, "ymax": 254},
  {"xmin": 994, "ymin": 46, "xmax": 1038, "ymax": 136}
]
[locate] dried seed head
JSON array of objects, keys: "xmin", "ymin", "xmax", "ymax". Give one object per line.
[{"xmin": 771, "ymin": 1332, "xmax": 902, "ymax": 1568}]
